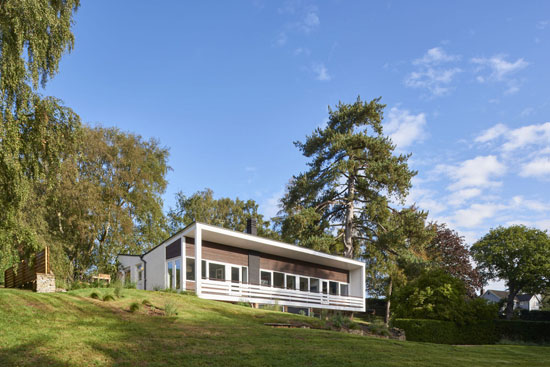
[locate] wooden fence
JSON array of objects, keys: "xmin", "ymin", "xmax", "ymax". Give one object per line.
[{"xmin": 4, "ymin": 247, "xmax": 51, "ymax": 288}]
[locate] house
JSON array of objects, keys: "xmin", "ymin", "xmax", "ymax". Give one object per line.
[
  {"xmin": 481, "ymin": 289, "xmax": 542, "ymax": 311},
  {"xmin": 117, "ymin": 220, "xmax": 365, "ymax": 314}
]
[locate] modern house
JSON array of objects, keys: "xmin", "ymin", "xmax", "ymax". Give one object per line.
[
  {"xmin": 481, "ymin": 289, "xmax": 542, "ymax": 311},
  {"xmin": 117, "ymin": 220, "xmax": 365, "ymax": 314}
]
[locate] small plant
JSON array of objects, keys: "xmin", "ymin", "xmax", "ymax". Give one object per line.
[
  {"xmin": 367, "ymin": 319, "xmax": 390, "ymax": 336},
  {"xmin": 236, "ymin": 301, "xmax": 252, "ymax": 308},
  {"xmin": 113, "ymin": 282, "xmax": 124, "ymax": 298},
  {"xmin": 102, "ymin": 294, "xmax": 115, "ymax": 302},
  {"xmin": 320, "ymin": 309, "xmax": 329, "ymax": 320},
  {"xmin": 164, "ymin": 300, "xmax": 178, "ymax": 316},
  {"xmin": 90, "ymin": 291, "xmax": 100, "ymax": 299},
  {"xmin": 124, "ymin": 281, "xmax": 137, "ymax": 289},
  {"xmin": 299, "ymin": 310, "xmax": 307, "ymax": 316},
  {"xmin": 153, "ymin": 286, "xmax": 161, "ymax": 291},
  {"xmin": 129, "ymin": 302, "xmax": 141, "ymax": 313},
  {"xmin": 142, "ymin": 299, "xmax": 152, "ymax": 306}
]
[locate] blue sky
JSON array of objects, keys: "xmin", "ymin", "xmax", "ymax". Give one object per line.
[{"xmin": 43, "ymin": 1, "xmax": 550, "ymax": 284}]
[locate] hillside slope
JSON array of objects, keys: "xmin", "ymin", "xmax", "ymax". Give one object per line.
[{"xmin": 0, "ymin": 288, "xmax": 548, "ymax": 367}]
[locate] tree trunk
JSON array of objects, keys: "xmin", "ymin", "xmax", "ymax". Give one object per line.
[
  {"xmin": 343, "ymin": 175, "xmax": 355, "ymax": 258},
  {"xmin": 505, "ymin": 288, "xmax": 518, "ymax": 320},
  {"xmin": 384, "ymin": 277, "xmax": 392, "ymax": 326}
]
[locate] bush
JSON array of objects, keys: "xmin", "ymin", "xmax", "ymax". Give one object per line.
[
  {"xmin": 392, "ymin": 319, "xmax": 497, "ymax": 344},
  {"xmin": 328, "ymin": 312, "xmax": 359, "ymax": 330},
  {"xmin": 114, "ymin": 285, "xmax": 123, "ymax": 298},
  {"xmin": 129, "ymin": 302, "xmax": 141, "ymax": 313},
  {"xmin": 392, "ymin": 269, "xmax": 498, "ymax": 324},
  {"xmin": 367, "ymin": 319, "xmax": 390, "ymax": 336},
  {"xmin": 495, "ymin": 320, "xmax": 550, "ymax": 344},
  {"xmin": 164, "ymin": 300, "xmax": 178, "ymax": 316},
  {"xmin": 102, "ymin": 294, "xmax": 115, "ymax": 302},
  {"xmin": 124, "ymin": 281, "xmax": 136, "ymax": 289},
  {"xmin": 520, "ymin": 310, "xmax": 550, "ymax": 322},
  {"xmin": 90, "ymin": 291, "xmax": 100, "ymax": 299},
  {"xmin": 142, "ymin": 299, "xmax": 152, "ymax": 307}
]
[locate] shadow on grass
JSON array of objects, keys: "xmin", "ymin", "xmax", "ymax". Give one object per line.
[{"xmin": 0, "ymin": 337, "xmax": 71, "ymax": 367}]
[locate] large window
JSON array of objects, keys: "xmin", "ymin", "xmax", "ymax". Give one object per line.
[
  {"xmin": 286, "ymin": 275, "xmax": 296, "ymax": 290},
  {"xmin": 186, "ymin": 258, "xmax": 195, "ymax": 281},
  {"xmin": 175, "ymin": 259, "xmax": 181, "ymax": 289},
  {"xmin": 261, "ymin": 271, "xmax": 271, "ymax": 286},
  {"xmin": 329, "ymin": 281, "xmax": 339, "ymax": 295},
  {"xmin": 167, "ymin": 262, "xmax": 174, "ymax": 289},
  {"xmin": 299, "ymin": 277, "xmax": 309, "ymax": 292},
  {"xmin": 231, "ymin": 267, "xmax": 240, "ymax": 283},
  {"xmin": 340, "ymin": 284, "xmax": 349, "ymax": 297},
  {"xmin": 310, "ymin": 278, "xmax": 319, "ymax": 293},
  {"xmin": 273, "ymin": 272, "xmax": 285, "ymax": 288},
  {"xmin": 242, "ymin": 267, "xmax": 248, "ymax": 284},
  {"xmin": 209, "ymin": 262, "xmax": 225, "ymax": 280}
]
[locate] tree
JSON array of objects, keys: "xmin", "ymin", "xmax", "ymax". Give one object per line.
[
  {"xmin": 471, "ymin": 225, "xmax": 550, "ymax": 320},
  {"xmin": 427, "ymin": 223, "xmax": 482, "ymax": 297},
  {"xmin": 278, "ymin": 97, "xmax": 417, "ymax": 258},
  {"xmin": 45, "ymin": 126, "xmax": 170, "ymax": 279},
  {"xmin": 168, "ymin": 188, "xmax": 279, "ymax": 240},
  {"xmin": 0, "ymin": 0, "xmax": 80, "ymax": 279},
  {"xmin": 392, "ymin": 268, "xmax": 497, "ymax": 324}
]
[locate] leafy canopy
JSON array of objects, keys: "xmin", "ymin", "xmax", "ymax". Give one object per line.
[
  {"xmin": 279, "ymin": 97, "xmax": 418, "ymax": 258},
  {"xmin": 169, "ymin": 188, "xmax": 280, "ymax": 240},
  {"xmin": 472, "ymin": 225, "xmax": 550, "ymax": 316}
]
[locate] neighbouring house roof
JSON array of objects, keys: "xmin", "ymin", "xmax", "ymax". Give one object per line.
[
  {"xmin": 517, "ymin": 294, "xmax": 536, "ymax": 302},
  {"xmin": 484, "ymin": 290, "xmax": 539, "ymax": 303}
]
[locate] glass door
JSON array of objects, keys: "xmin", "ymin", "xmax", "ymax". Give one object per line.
[{"xmin": 231, "ymin": 267, "xmax": 240, "ymax": 283}]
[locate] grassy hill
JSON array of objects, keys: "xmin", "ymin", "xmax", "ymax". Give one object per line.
[{"xmin": 0, "ymin": 288, "xmax": 548, "ymax": 367}]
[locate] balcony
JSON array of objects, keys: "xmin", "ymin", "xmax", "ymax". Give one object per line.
[{"xmin": 200, "ymin": 279, "xmax": 364, "ymax": 311}]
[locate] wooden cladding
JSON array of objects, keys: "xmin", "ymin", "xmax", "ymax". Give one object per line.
[
  {"xmin": 260, "ymin": 253, "xmax": 348, "ymax": 283},
  {"xmin": 165, "ymin": 239, "xmax": 181, "ymax": 259},
  {"xmin": 184, "ymin": 236, "xmax": 348, "ymax": 283},
  {"xmin": 4, "ymin": 247, "xmax": 51, "ymax": 289}
]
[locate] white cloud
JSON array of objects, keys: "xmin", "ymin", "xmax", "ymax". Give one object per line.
[
  {"xmin": 471, "ymin": 55, "xmax": 528, "ymax": 81},
  {"xmin": 510, "ymin": 196, "xmax": 550, "ymax": 211},
  {"xmin": 438, "ymin": 155, "xmax": 507, "ymax": 190},
  {"xmin": 475, "ymin": 123, "xmax": 509, "ymax": 143},
  {"xmin": 537, "ymin": 20, "xmax": 549, "ymax": 30},
  {"xmin": 301, "ymin": 11, "xmax": 320, "ymax": 33},
  {"xmin": 384, "ymin": 107, "xmax": 427, "ymax": 149},
  {"xmin": 413, "ymin": 47, "xmax": 460, "ymax": 65},
  {"xmin": 453, "ymin": 203, "xmax": 505, "ymax": 228},
  {"xmin": 501, "ymin": 122, "xmax": 550, "ymax": 151},
  {"xmin": 312, "ymin": 63, "xmax": 331, "ymax": 81},
  {"xmin": 520, "ymin": 157, "xmax": 550, "ymax": 178},
  {"xmin": 405, "ymin": 67, "xmax": 462, "ymax": 96},
  {"xmin": 448, "ymin": 188, "xmax": 482, "ymax": 206}
]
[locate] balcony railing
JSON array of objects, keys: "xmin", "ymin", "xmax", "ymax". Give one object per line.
[{"xmin": 200, "ymin": 279, "xmax": 364, "ymax": 311}]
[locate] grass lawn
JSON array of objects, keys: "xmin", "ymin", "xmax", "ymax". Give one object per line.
[{"xmin": 0, "ymin": 288, "xmax": 548, "ymax": 366}]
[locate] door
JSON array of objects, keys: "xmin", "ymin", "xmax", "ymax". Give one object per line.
[
  {"xmin": 230, "ymin": 266, "xmax": 241, "ymax": 295},
  {"xmin": 321, "ymin": 281, "xmax": 329, "ymax": 304}
]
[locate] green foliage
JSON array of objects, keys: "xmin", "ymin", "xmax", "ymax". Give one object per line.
[
  {"xmin": 129, "ymin": 302, "xmax": 141, "ymax": 313},
  {"xmin": 394, "ymin": 318, "xmax": 550, "ymax": 345},
  {"xmin": 392, "ymin": 269, "xmax": 498, "ymax": 324},
  {"xmin": 168, "ymin": 188, "xmax": 279, "ymax": 240},
  {"xmin": 89, "ymin": 292, "xmax": 100, "ymax": 300},
  {"xmin": 0, "ymin": 0, "xmax": 80, "ymax": 281},
  {"xmin": 367, "ymin": 319, "xmax": 390, "ymax": 336},
  {"xmin": 124, "ymin": 281, "xmax": 137, "ymax": 289},
  {"xmin": 328, "ymin": 312, "xmax": 359, "ymax": 330},
  {"xmin": 261, "ymin": 301, "xmax": 282, "ymax": 312},
  {"xmin": 393, "ymin": 319, "xmax": 498, "ymax": 344},
  {"xmin": 520, "ymin": 310, "xmax": 550, "ymax": 322},
  {"xmin": 278, "ymin": 97, "xmax": 420, "ymax": 258},
  {"xmin": 113, "ymin": 282, "xmax": 123, "ymax": 298},
  {"xmin": 102, "ymin": 294, "xmax": 115, "ymax": 302},
  {"xmin": 472, "ymin": 225, "xmax": 550, "ymax": 319},
  {"xmin": 164, "ymin": 300, "xmax": 178, "ymax": 316}
]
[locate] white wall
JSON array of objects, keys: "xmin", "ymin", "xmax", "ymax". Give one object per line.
[
  {"xmin": 143, "ymin": 244, "xmax": 166, "ymax": 290},
  {"xmin": 349, "ymin": 266, "xmax": 365, "ymax": 301}
]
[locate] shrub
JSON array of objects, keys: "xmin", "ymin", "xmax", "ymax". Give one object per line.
[
  {"xmin": 90, "ymin": 291, "xmax": 100, "ymax": 299},
  {"xmin": 129, "ymin": 302, "xmax": 141, "ymax": 313},
  {"xmin": 114, "ymin": 285, "xmax": 123, "ymax": 298},
  {"xmin": 102, "ymin": 294, "xmax": 115, "ymax": 302},
  {"xmin": 367, "ymin": 319, "xmax": 390, "ymax": 336},
  {"xmin": 298, "ymin": 310, "xmax": 306, "ymax": 316},
  {"xmin": 236, "ymin": 301, "xmax": 252, "ymax": 308},
  {"xmin": 392, "ymin": 269, "xmax": 498, "ymax": 324},
  {"xmin": 124, "ymin": 281, "xmax": 136, "ymax": 289},
  {"xmin": 142, "ymin": 299, "xmax": 152, "ymax": 306},
  {"xmin": 328, "ymin": 312, "xmax": 359, "ymax": 330},
  {"xmin": 494, "ymin": 320, "xmax": 550, "ymax": 344},
  {"xmin": 164, "ymin": 300, "xmax": 178, "ymax": 316},
  {"xmin": 520, "ymin": 310, "xmax": 550, "ymax": 322},
  {"xmin": 392, "ymin": 319, "xmax": 498, "ymax": 345}
]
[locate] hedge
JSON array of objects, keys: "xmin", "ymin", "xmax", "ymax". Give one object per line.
[
  {"xmin": 520, "ymin": 310, "xmax": 550, "ymax": 322},
  {"xmin": 393, "ymin": 319, "xmax": 550, "ymax": 345}
]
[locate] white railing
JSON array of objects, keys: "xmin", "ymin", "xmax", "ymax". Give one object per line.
[{"xmin": 199, "ymin": 279, "xmax": 364, "ymax": 311}]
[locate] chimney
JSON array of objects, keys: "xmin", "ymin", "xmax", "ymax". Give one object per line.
[{"xmin": 246, "ymin": 218, "xmax": 257, "ymax": 236}]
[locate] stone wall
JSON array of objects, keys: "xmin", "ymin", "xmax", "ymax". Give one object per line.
[{"xmin": 35, "ymin": 273, "xmax": 56, "ymax": 293}]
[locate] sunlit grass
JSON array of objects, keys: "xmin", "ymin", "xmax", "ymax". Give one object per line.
[{"xmin": 0, "ymin": 288, "xmax": 548, "ymax": 367}]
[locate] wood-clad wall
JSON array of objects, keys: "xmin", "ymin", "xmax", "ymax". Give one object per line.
[
  {"xmin": 183, "ymin": 237, "xmax": 348, "ymax": 283},
  {"xmin": 4, "ymin": 247, "xmax": 51, "ymax": 288}
]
